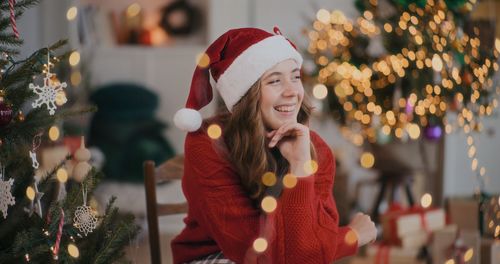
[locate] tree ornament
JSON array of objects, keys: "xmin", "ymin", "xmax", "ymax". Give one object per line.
[
  {"xmin": 29, "ymin": 50, "xmax": 67, "ymax": 115},
  {"xmin": 24, "ymin": 178, "xmax": 44, "ymax": 217},
  {"xmin": 0, "ymin": 101, "xmax": 13, "ymax": 126},
  {"xmin": 73, "ymin": 136, "xmax": 92, "ymax": 182},
  {"xmin": 73, "ymin": 184, "xmax": 97, "ymax": 236},
  {"xmin": 29, "ymin": 133, "xmax": 42, "ymax": 169},
  {"xmin": 8, "ymin": 0, "xmax": 19, "ymax": 38},
  {"xmin": 52, "ymin": 208, "xmax": 64, "ymax": 260},
  {"xmin": 0, "ymin": 165, "xmax": 15, "ymax": 218}
]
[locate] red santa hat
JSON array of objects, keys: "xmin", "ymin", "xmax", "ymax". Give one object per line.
[{"xmin": 173, "ymin": 27, "xmax": 303, "ymax": 132}]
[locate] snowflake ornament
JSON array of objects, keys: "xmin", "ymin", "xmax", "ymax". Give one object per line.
[
  {"xmin": 29, "ymin": 72, "xmax": 67, "ymax": 115},
  {"xmin": 73, "ymin": 205, "xmax": 97, "ymax": 236},
  {"xmin": 0, "ymin": 168, "xmax": 15, "ymax": 219}
]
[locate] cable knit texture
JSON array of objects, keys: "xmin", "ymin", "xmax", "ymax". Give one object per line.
[{"xmin": 171, "ymin": 127, "xmax": 358, "ymax": 263}]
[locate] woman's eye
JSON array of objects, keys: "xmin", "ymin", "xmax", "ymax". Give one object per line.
[
  {"xmin": 268, "ymin": 79, "xmax": 280, "ymax": 85},
  {"xmin": 294, "ymin": 75, "xmax": 301, "ymax": 80}
]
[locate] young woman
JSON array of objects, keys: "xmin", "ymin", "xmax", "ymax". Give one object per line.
[{"xmin": 171, "ymin": 27, "xmax": 377, "ymax": 264}]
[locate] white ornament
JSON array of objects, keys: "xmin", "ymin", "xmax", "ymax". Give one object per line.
[
  {"xmin": 29, "ymin": 51, "xmax": 67, "ymax": 115},
  {"xmin": 73, "ymin": 137, "xmax": 92, "ymax": 182},
  {"xmin": 73, "ymin": 185, "xmax": 97, "ymax": 236},
  {"xmin": 29, "ymin": 150, "xmax": 39, "ymax": 169},
  {"xmin": 29, "ymin": 72, "xmax": 67, "ymax": 115},
  {"xmin": 73, "ymin": 205, "xmax": 97, "ymax": 236},
  {"xmin": 0, "ymin": 166, "xmax": 15, "ymax": 219}
]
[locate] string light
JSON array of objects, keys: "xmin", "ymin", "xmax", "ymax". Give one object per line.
[
  {"xmin": 360, "ymin": 152, "xmax": 375, "ymax": 168},
  {"xmin": 69, "ymin": 51, "xmax": 80, "ymax": 66},
  {"xmin": 49, "ymin": 126, "xmax": 60, "ymax": 141}
]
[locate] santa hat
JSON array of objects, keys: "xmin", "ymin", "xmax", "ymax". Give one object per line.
[{"xmin": 173, "ymin": 27, "xmax": 303, "ymax": 132}]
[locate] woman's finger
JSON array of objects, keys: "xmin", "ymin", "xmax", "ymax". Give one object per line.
[
  {"xmin": 266, "ymin": 130, "xmax": 277, "ymax": 138},
  {"xmin": 268, "ymin": 123, "xmax": 306, "ymax": 147}
]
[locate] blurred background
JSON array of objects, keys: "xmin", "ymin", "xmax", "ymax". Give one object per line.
[{"xmin": 15, "ymin": 0, "xmax": 500, "ymax": 263}]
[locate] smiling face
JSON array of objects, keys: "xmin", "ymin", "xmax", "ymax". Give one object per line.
[{"xmin": 259, "ymin": 59, "xmax": 304, "ymax": 130}]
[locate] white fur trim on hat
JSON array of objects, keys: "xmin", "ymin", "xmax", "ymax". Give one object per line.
[
  {"xmin": 216, "ymin": 35, "xmax": 303, "ymax": 112},
  {"xmin": 173, "ymin": 108, "xmax": 202, "ymax": 132}
]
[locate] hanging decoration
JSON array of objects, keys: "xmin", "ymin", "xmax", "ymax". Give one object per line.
[
  {"xmin": 0, "ymin": 165, "xmax": 15, "ymax": 219},
  {"xmin": 73, "ymin": 184, "xmax": 97, "ymax": 236},
  {"xmin": 29, "ymin": 49, "xmax": 67, "ymax": 115},
  {"xmin": 8, "ymin": 0, "xmax": 19, "ymax": 38}
]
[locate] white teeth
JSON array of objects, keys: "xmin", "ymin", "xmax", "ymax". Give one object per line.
[{"xmin": 274, "ymin": 105, "xmax": 295, "ymax": 112}]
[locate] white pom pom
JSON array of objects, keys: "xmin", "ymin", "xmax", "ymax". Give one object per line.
[{"xmin": 173, "ymin": 108, "xmax": 202, "ymax": 132}]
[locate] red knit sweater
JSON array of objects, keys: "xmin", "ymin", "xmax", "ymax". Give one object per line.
[{"xmin": 171, "ymin": 128, "xmax": 358, "ymax": 263}]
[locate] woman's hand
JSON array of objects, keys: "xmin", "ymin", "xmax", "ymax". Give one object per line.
[
  {"xmin": 348, "ymin": 213, "xmax": 377, "ymax": 247},
  {"xmin": 267, "ymin": 121, "xmax": 312, "ymax": 177}
]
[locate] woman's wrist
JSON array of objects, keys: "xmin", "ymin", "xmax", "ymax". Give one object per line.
[{"xmin": 289, "ymin": 159, "xmax": 312, "ymax": 177}]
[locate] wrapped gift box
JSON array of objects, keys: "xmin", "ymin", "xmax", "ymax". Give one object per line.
[
  {"xmin": 481, "ymin": 238, "xmax": 500, "ymax": 264},
  {"xmin": 432, "ymin": 225, "xmax": 480, "ymax": 264},
  {"xmin": 381, "ymin": 204, "xmax": 446, "ymax": 247}
]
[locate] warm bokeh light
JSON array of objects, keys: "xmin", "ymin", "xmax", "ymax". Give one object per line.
[
  {"xmin": 68, "ymin": 243, "xmax": 79, "ymax": 258},
  {"xmin": 253, "ymin": 238, "xmax": 268, "ymax": 253},
  {"xmin": 464, "ymin": 248, "xmax": 473, "ymax": 262},
  {"xmin": 49, "ymin": 126, "xmax": 60, "ymax": 141},
  {"xmin": 313, "ymin": 84, "xmax": 328, "ymax": 99},
  {"xmin": 283, "ymin": 174, "xmax": 298, "ymax": 188},
  {"xmin": 344, "ymin": 229, "xmax": 358, "ymax": 245},
  {"xmin": 431, "ymin": 54, "xmax": 443, "ymax": 72},
  {"xmin": 55, "ymin": 91, "xmax": 67, "ymax": 106},
  {"xmin": 262, "ymin": 172, "xmax": 277, "ymax": 187},
  {"xmin": 26, "ymin": 186, "xmax": 35, "ymax": 201},
  {"xmin": 261, "ymin": 196, "xmax": 277, "ymax": 213},
  {"xmin": 66, "ymin": 7, "xmax": 78, "ymax": 21},
  {"xmin": 197, "ymin": 53, "xmax": 210, "ymax": 68},
  {"xmin": 303, "ymin": 160, "xmax": 318, "ymax": 175},
  {"xmin": 69, "ymin": 51, "xmax": 80, "ymax": 66},
  {"xmin": 420, "ymin": 193, "xmax": 432, "ymax": 208},
  {"xmin": 126, "ymin": 3, "xmax": 141, "ymax": 18},
  {"xmin": 207, "ymin": 124, "xmax": 222, "ymax": 139},
  {"xmin": 316, "ymin": 9, "xmax": 330, "ymax": 24},
  {"xmin": 407, "ymin": 123, "xmax": 420, "ymax": 139},
  {"xmin": 360, "ymin": 152, "xmax": 375, "ymax": 168},
  {"xmin": 56, "ymin": 168, "xmax": 68, "ymax": 183},
  {"xmin": 445, "ymin": 259, "xmax": 455, "ymax": 264}
]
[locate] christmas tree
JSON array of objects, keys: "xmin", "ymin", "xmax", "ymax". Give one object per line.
[
  {"xmin": 306, "ymin": 0, "xmax": 499, "ymax": 145},
  {"xmin": 0, "ymin": 1, "xmax": 138, "ymax": 263}
]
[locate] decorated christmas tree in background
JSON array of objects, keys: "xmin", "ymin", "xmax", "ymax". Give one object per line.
[
  {"xmin": 305, "ymin": 0, "xmax": 499, "ymax": 190},
  {"xmin": 0, "ymin": 1, "xmax": 138, "ymax": 263},
  {"xmin": 306, "ymin": 0, "xmax": 499, "ymax": 143}
]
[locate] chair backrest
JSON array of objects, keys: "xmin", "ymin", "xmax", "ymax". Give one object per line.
[{"xmin": 144, "ymin": 155, "xmax": 187, "ymax": 264}]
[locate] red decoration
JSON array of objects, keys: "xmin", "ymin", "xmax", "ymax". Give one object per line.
[
  {"xmin": 0, "ymin": 101, "xmax": 13, "ymax": 126},
  {"xmin": 52, "ymin": 208, "xmax": 64, "ymax": 260},
  {"xmin": 9, "ymin": 0, "xmax": 19, "ymax": 38}
]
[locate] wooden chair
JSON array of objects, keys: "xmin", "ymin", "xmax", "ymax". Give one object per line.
[{"xmin": 144, "ymin": 155, "xmax": 187, "ymax": 264}]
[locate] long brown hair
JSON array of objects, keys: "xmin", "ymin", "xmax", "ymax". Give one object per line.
[{"xmin": 211, "ymin": 80, "xmax": 316, "ymax": 205}]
